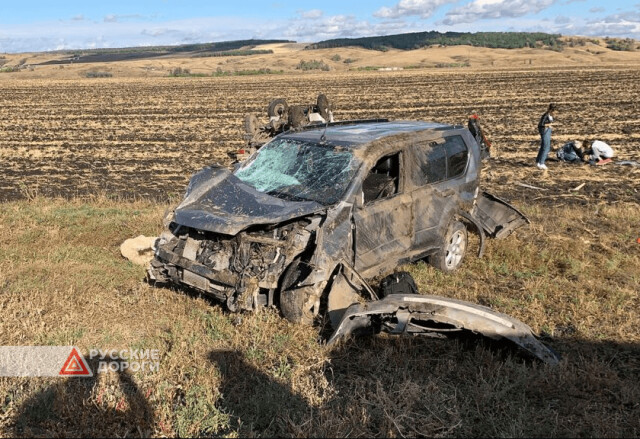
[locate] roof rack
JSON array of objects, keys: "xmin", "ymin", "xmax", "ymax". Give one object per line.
[{"xmin": 282, "ymin": 118, "xmax": 390, "ymax": 135}]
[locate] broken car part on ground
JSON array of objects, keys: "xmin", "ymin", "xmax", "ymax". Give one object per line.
[
  {"xmin": 147, "ymin": 119, "xmax": 554, "ymax": 362},
  {"xmin": 329, "ymin": 272, "xmax": 559, "ymax": 365}
]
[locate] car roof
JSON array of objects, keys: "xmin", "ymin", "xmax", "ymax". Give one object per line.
[{"xmin": 279, "ymin": 120, "xmax": 457, "ymax": 147}]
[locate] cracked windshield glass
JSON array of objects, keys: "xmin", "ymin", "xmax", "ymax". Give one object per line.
[{"xmin": 234, "ymin": 139, "xmax": 357, "ymax": 205}]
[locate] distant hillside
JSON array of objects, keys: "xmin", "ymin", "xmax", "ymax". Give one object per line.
[
  {"xmin": 37, "ymin": 39, "xmax": 294, "ymax": 65},
  {"xmin": 307, "ymin": 31, "xmax": 562, "ymax": 51}
]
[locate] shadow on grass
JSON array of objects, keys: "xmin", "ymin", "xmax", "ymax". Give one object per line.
[
  {"xmin": 209, "ymin": 333, "xmax": 640, "ymax": 437},
  {"xmin": 208, "ymin": 350, "xmax": 310, "ymax": 436},
  {"xmin": 12, "ymin": 358, "xmax": 153, "ymax": 438},
  {"xmin": 9, "ymin": 334, "xmax": 640, "ymax": 437}
]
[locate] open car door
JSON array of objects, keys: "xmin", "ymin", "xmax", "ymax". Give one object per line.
[{"xmin": 472, "ymin": 192, "xmax": 529, "ymax": 239}]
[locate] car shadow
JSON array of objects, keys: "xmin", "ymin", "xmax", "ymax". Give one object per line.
[{"xmin": 12, "ymin": 357, "xmax": 153, "ymax": 438}]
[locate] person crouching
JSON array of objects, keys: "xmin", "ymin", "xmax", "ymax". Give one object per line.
[{"xmin": 583, "ymin": 140, "xmax": 614, "ymax": 165}]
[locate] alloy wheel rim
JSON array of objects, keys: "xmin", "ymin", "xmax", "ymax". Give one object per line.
[{"xmin": 445, "ymin": 230, "xmax": 466, "ymax": 268}]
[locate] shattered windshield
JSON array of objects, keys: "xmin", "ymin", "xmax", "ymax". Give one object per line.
[{"xmin": 234, "ymin": 138, "xmax": 357, "ymax": 205}]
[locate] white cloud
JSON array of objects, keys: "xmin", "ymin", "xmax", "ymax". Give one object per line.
[
  {"xmin": 525, "ymin": 10, "xmax": 640, "ymax": 39},
  {"xmin": 104, "ymin": 14, "xmax": 146, "ymax": 23},
  {"xmin": 583, "ymin": 12, "xmax": 640, "ymax": 37},
  {"xmin": 441, "ymin": 0, "xmax": 557, "ymax": 25},
  {"xmin": 589, "ymin": 7, "xmax": 605, "ymax": 13},
  {"xmin": 297, "ymin": 9, "xmax": 324, "ymax": 19},
  {"xmin": 555, "ymin": 15, "xmax": 571, "ymax": 24},
  {"xmin": 374, "ymin": 0, "xmax": 457, "ymax": 19},
  {"xmin": 1, "ymin": 4, "xmax": 638, "ymax": 54},
  {"xmin": 281, "ymin": 14, "xmax": 415, "ymax": 41},
  {"xmin": 0, "ymin": 16, "xmax": 268, "ymax": 53},
  {"xmin": 71, "ymin": 15, "xmax": 85, "ymax": 21}
]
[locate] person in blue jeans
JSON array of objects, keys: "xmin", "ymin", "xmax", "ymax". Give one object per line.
[
  {"xmin": 556, "ymin": 140, "xmax": 584, "ymax": 163},
  {"xmin": 536, "ymin": 103, "xmax": 557, "ymax": 170}
]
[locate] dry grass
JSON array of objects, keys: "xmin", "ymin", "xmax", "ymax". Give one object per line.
[
  {"xmin": 1, "ymin": 60, "xmax": 639, "ymax": 436},
  {"xmin": 0, "ymin": 195, "xmax": 638, "ymax": 437},
  {"xmin": 3, "ymin": 39, "xmax": 640, "ymax": 79}
]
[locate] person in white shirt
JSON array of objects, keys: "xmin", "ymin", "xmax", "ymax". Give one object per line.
[{"xmin": 584, "ymin": 140, "xmax": 614, "ymax": 164}]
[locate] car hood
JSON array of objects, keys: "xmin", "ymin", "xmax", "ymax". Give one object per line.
[{"xmin": 174, "ymin": 166, "xmax": 325, "ymax": 235}]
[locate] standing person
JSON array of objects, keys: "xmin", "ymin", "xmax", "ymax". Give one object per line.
[
  {"xmin": 536, "ymin": 103, "xmax": 557, "ymax": 170},
  {"xmin": 468, "ymin": 110, "xmax": 492, "ymax": 160}
]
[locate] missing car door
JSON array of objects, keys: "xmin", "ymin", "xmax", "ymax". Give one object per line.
[{"xmin": 353, "ymin": 152, "xmax": 412, "ymax": 274}]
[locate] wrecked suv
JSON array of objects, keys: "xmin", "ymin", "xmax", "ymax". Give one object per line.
[{"xmin": 148, "ymin": 119, "xmax": 528, "ymax": 326}]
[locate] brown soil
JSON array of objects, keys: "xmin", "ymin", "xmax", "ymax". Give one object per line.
[{"xmin": 1, "ymin": 67, "xmax": 639, "ymax": 206}]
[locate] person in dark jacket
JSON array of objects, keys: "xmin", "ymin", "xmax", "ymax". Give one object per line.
[
  {"xmin": 468, "ymin": 111, "xmax": 492, "ymax": 160},
  {"xmin": 556, "ymin": 140, "xmax": 585, "ymax": 163},
  {"xmin": 536, "ymin": 103, "xmax": 557, "ymax": 170}
]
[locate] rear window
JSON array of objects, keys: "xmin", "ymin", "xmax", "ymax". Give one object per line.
[
  {"xmin": 411, "ymin": 135, "xmax": 469, "ymax": 185},
  {"xmin": 446, "ymin": 136, "xmax": 468, "ymax": 178}
]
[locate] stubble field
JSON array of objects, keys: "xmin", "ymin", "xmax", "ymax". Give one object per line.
[
  {"xmin": 2, "ymin": 67, "xmax": 640, "ymax": 202},
  {"xmin": 0, "ymin": 66, "xmax": 639, "ymax": 437}
]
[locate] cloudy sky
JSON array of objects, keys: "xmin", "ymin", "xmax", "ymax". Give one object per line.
[{"xmin": 1, "ymin": 0, "xmax": 638, "ymax": 53}]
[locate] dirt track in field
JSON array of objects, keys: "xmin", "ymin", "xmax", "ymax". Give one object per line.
[{"xmin": 1, "ymin": 67, "xmax": 639, "ymax": 204}]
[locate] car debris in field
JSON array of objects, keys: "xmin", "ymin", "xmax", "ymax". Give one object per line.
[
  {"xmin": 230, "ymin": 94, "xmax": 334, "ymax": 162},
  {"xmin": 328, "ymin": 272, "xmax": 559, "ymax": 365},
  {"xmin": 148, "ymin": 118, "xmax": 532, "ymax": 334}
]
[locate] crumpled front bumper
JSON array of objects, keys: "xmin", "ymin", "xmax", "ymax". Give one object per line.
[{"xmin": 328, "ymin": 293, "xmax": 559, "ymax": 365}]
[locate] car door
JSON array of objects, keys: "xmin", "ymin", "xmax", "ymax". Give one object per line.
[
  {"xmin": 353, "ymin": 151, "xmax": 412, "ymax": 273},
  {"xmin": 410, "ymin": 136, "xmax": 470, "ymax": 250},
  {"xmin": 472, "ymin": 192, "xmax": 530, "ymax": 239}
]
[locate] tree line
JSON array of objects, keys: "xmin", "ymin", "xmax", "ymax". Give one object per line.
[{"xmin": 306, "ymin": 31, "xmax": 563, "ymax": 51}]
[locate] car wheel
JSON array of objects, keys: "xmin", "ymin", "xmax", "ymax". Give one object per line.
[
  {"xmin": 430, "ymin": 220, "xmax": 467, "ymax": 272},
  {"xmin": 288, "ymin": 105, "xmax": 306, "ymax": 128},
  {"xmin": 244, "ymin": 114, "xmax": 259, "ymax": 135},
  {"xmin": 280, "ymin": 287, "xmax": 316, "ymax": 325},
  {"xmin": 267, "ymin": 98, "xmax": 288, "ymax": 118}
]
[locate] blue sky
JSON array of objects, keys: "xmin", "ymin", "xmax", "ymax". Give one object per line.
[{"xmin": 1, "ymin": 0, "xmax": 638, "ymax": 53}]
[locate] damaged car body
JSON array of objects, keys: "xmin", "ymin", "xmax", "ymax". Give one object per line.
[{"xmin": 148, "ymin": 119, "xmax": 541, "ymax": 358}]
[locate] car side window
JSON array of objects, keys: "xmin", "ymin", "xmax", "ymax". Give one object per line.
[
  {"xmin": 362, "ymin": 153, "xmax": 400, "ymax": 204},
  {"xmin": 425, "ymin": 143, "xmax": 447, "ymax": 182},
  {"xmin": 411, "ymin": 135, "xmax": 469, "ymax": 186},
  {"xmin": 411, "ymin": 142, "xmax": 446, "ymax": 185},
  {"xmin": 445, "ymin": 135, "xmax": 468, "ymax": 178}
]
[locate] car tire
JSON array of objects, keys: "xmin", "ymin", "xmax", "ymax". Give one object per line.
[
  {"xmin": 280, "ymin": 287, "xmax": 315, "ymax": 325},
  {"xmin": 430, "ymin": 220, "xmax": 467, "ymax": 272},
  {"xmin": 267, "ymin": 98, "xmax": 288, "ymax": 118},
  {"xmin": 288, "ymin": 105, "xmax": 306, "ymax": 128},
  {"xmin": 244, "ymin": 114, "xmax": 259, "ymax": 135},
  {"xmin": 316, "ymin": 94, "xmax": 330, "ymax": 121},
  {"xmin": 279, "ymin": 259, "xmax": 316, "ymax": 325}
]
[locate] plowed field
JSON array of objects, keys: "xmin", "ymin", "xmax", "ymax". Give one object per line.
[
  {"xmin": 1, "ymin": 66, "xmax": 640, "ymax": 437},
  {"xmin": 2, "ymin": 67, "xmax": 639, "ymax": 204}
]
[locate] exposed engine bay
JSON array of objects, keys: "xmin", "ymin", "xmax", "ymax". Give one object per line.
[{"xmin": 149, "ymin": 217, "xmax": 317, "ymax": 312}]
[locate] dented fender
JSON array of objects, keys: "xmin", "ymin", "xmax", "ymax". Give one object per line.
[{"xmin": 328, "ymin": 294, "xmax": 559, "ymax": 365}]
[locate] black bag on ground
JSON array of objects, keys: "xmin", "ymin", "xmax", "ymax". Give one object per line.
[{"xmin": 379, "ymin": 272, "xmax": 418, "ymax": 297}]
